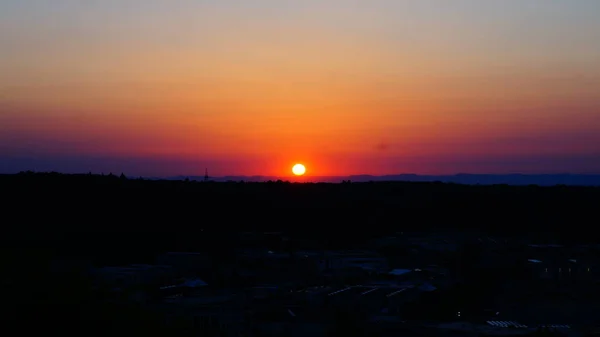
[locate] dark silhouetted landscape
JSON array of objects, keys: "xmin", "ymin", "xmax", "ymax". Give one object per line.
[
  {"xmin": 4, "ymin": 0, "xmax": 600, "ymax": 335},
  {"xmin": 169, "ymin": 173, "xmax": 600, "ymax": 186},
  {"xmin": 3, "ymin": 172, "xmax": 600, "ymax": 336}
]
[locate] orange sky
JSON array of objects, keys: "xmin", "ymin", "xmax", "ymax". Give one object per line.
[{"xmin": 1, "ymin": 1, "xmax": 600, "ymax": 176}]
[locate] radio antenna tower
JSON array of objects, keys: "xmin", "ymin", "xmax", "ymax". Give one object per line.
[{"xmin": 204, "ymin": 168, "xmax": 209, "ymax": 182}]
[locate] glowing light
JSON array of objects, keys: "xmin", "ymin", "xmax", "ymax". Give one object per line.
[{"xmin": 292, "ymin": 163, "xmax": 306, "ymax": 176}]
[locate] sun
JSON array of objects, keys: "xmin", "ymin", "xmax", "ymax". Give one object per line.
[{"xmin": 292, "ymin": 163, "xmax": 306, "ymax": 176}]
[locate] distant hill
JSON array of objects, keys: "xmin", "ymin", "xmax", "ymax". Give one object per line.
[{"xmin": 169, "ymin": 173, "xmax": 600, "ymax": 186}]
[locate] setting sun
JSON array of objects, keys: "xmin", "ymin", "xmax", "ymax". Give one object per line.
[{"xmin": 292, "ymin": 164, "xmax": 306, "ymax": 176}]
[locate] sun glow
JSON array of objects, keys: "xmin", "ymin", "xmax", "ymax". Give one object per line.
[{"xmin": 292, "ymin": 163, "xmax": 306, "ymax": 176}]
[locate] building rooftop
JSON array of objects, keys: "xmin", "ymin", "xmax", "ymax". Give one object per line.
[
  {"xmin": 389, "ymin": 269, "xmax": 412, "ymax": 276},
  {"xmin": 182, "ymin": 278, "xmax": 208, "ymax": 287}
]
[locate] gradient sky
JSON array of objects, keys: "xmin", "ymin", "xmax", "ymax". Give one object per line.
[{"xmin": 1, "ymin": 0, "xmax": 600, "ymax": 177}]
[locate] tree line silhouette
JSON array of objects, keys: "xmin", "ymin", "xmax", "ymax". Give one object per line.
[{"xmin": 1, "ymin": 171, "xmax": 598, "ymax": 256}]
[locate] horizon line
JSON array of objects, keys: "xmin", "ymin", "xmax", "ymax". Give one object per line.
[{"xmin": 8, "ymin": 171, "xmax": 600, "ymax": 178}]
